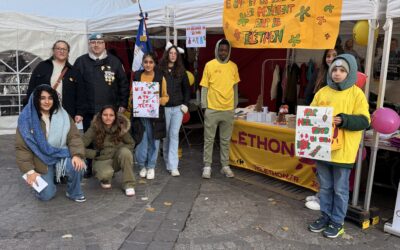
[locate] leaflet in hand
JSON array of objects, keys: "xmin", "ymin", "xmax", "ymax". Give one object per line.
[{"xmin": 22, "ymin": 174, "xmax": 48, "ymax": 193}]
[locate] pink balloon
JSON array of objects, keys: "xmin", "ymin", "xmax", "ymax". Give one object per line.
[
  {"xmin": 356, "ymin": 72, "xmax": 367, "ymax": 89},
  {"xmin": 371, "ymin": 108, "xmax": 400, "ymax": 134}
]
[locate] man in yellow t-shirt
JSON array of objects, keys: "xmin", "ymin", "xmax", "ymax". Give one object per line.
[{"xmin": 200, "ymin": 38, "xmax": 240, "ymax": 179}]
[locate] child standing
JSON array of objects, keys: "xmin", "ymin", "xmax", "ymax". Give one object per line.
[
  {"xmin": 129, "ymin": 53, "xmax": 169, "ymax": 180},
  {"xmin": 308, "ymin": 54, "xmax": 370, "ymax": 238}
]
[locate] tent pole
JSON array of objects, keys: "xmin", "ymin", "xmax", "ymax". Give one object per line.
[
  {"xmin": 166, "ymin": 27, "xmax": 170, "ymax": 43},
  {"xmin": 363, "ymin": 18, "xmax": 393, "ymax": 211},
  {"xmin": 173, "ymin": 27, "xmax": 178, "ymax": 46},
  {"xmin": 351, "ymin": 19, "xmax": 378, "ymax": 207}
]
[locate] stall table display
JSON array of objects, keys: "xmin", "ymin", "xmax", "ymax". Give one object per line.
[{"xmin": 229, "ymin": 119, "xmax": 318, "ymax": 192}]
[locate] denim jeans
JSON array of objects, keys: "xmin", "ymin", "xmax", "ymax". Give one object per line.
[
  {"xmin": 163, "ymin": 106, "xmax": 183, "ymax": 171},
  {"xmin": 317, "ymin": 161, "xmax": 352, "ymax": 225},
  {"xmin": 135, "ymin": 118, "xmax": 160, "ymax": 169},
  {"xmin": 36, "ymin": 159, "xmax": 84, "ymax": 201}
]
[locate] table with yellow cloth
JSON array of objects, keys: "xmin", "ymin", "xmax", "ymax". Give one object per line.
[{"xmin": 229, "ymin": 120, "xmax": 318, "ymax": 192}]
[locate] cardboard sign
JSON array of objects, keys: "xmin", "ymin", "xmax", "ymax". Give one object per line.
[
  {"xmin": 186, "ymin": 25, "xmax": 206, "ymax": 48},
  {"xmin": 295, "ymin": 106, "xmax": 333, "ymax": 161},
  {"xmin": 223, "ymin": 0, "xmax": 342, "ymax": 49},
  {"xmin": 132, "ymin": 81, "xmax": 159, "ymax": 118}
]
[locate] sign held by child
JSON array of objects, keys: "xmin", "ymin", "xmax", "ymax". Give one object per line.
[{"xmin": 295, "ymin": 106, "xmax": 334, "ymax": 161}]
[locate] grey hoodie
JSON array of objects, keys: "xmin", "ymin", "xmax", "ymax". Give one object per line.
[
  {"xmin": 214, "ymin": 39, "xmax": 232, "ymax": 64},
  {"xmin": 327, "ymin": 54, "xmax": 358, "ymax": 91}
]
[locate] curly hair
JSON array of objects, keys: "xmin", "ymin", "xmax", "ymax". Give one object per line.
[
  {"xmin": 33, "ymin": 84, "xmax": 60, "ymax": 119},
  {"xmin": 159, "ymin": 45, "xmax": 185, "ymax": 78},
  {"xmin": 93, "ymin": 105, "xmax": 122, "ymax": 149}
]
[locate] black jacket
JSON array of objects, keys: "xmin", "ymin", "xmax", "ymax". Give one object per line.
[
  {"xmin": 73, "ymin": 53, "xmax": 129, "ymax": 114},
  {"xmin": 163, "ymin": 70, "xmax": 190, "ymax": 107},
  {"xmin": 24, "ymin": 58, "xmax": 86, "ymax": 117},
  {"xmin": 131, "ymin": 70, "xmax": 166, "ymax": 145}
]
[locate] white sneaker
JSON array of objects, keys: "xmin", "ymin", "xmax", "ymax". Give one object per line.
[
  {"xmin": 202, "ymin": 167, "xmax": 211, "ymax": 179},
  {"xmin": 306, "ymin": 194, "xmax": 319, "ymax": 202},
  {"xmin": 100, "ymin": 181, "xmax": 112, "ymax": 189},
  {"xmin": 305, "ymin": 200, "xmax": 320, "ymax": 211},
  {"xmin": 171, "ymin": 169, "xmax": 180, "ymax": 177},
  {"xmin": 139, "ymin": 168, "xmax": 147, "ymax": 178},
  {"xmin": 221, "ymin": 166, "xmax": 234, "ymax": 178},
  {"xmin": 125, "ymin": 188, "xmax": 135, "ymax": 197},
  {"xmin": 146, "ymin": 168, "xmax": 155, "ymax": 180}
]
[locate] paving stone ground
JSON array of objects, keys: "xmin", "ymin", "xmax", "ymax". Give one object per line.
[{"xmin": 1, "ymin": 134, "xmax": 400, "ymax": 250}]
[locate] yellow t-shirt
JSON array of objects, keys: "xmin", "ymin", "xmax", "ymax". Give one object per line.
[
  {"xmin": 200, "ymin": 59, "xmax": 240, "ymax": 111},
  {"xmin": 311, "ymin": 85, "xmax": 370, "ymax": 164}
]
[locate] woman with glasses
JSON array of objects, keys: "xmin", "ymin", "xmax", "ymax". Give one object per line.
[
  {"xmin": 158, "ymin": 43, "xmax": 190, "ymax": 177},
  {"xmin": 25, "ymin": 40, "xmax": 86, "ymax": 124}
]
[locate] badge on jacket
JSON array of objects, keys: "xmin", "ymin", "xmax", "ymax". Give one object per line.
[{"xmin": 103, "ymin": 66, "xmax": 115, "ymax": 86}]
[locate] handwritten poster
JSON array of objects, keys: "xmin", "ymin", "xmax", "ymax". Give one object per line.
[
  {"xmin": 223, "ymin": 0, "xmax": 342, "ymax": 49},
  {"xmin": 186, "ymin": 25, "xmax": 206, "ymax": 48},
  {"xmin": 295, "ymin": 106, "xmax": 333, "ymax": 161},
  {"xmin": 132, "ymin": 81, "xmax": 159, "ymax": 118}
]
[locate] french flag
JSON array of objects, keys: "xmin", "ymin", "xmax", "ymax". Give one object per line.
[{"xmin": 132, "ymin": 12, "xmax": 152, "ymax": 72}]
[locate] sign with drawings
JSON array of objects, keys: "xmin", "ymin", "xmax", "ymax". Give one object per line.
[
  {"xmin": 223, "ymin": 0, "xmax": 342, "ymax": 49},
  {"xmin": 186, "ymin": 25, "xmax": 206, "ymax": 48},
  {"xmin": 295, "ymin": 106, "xmax": 333, "ymax": 161},
  {"xmin": 132, "ymin": 81, "xmax": 160, "ymax": 118}
]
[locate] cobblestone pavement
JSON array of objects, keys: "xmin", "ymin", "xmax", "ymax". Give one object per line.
[{"xmin": 1, "ymin": 134, "xmax": 400, "ymax": 250}]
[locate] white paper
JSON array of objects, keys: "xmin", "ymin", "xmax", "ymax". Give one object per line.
[
  {"xmin": 75, "ymin": 121, "xmax": 83, "ymax": 130},
  {"xmin": 295, "ymin": 106, "xmax": 333, "ymax": 161},
  {"xmin": 22, "ymin": 174, "xmax": 48, "ymax": 193},
  {"xmin": 132, "ymin": 81, "xmax": 160, "ymax": 118},
  {"xmin": 186, "ymin": 25, "xmax": 206, "ymax": 48}
]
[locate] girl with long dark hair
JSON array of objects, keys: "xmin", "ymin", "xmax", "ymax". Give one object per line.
[
  {"xmin": 159, "ymin": 43, "xmax": 190, "ymax": 176},
  {"xmin": 83, "ymin": 105, "xmax": 136, "ymax": 196},
  {"xmin": 16, "ymin": 84, "xmax": 86, "ymax": 202}
]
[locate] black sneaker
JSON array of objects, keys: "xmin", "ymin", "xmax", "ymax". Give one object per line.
[
  {"xmin": 308, "ymin": 216, "xmax": 329, "ymax": 233},
  {"xmin": 66, "ymin": 193, "xmax": 86, "ymax": 203},
  {"xmin": 323, "ymin": 222, "xmax": 344, "ymax": 238}
]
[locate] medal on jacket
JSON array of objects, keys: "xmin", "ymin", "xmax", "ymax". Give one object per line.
[{"xmin": 103, "ymin": 66, "xmax": 115, "ymax": 85}]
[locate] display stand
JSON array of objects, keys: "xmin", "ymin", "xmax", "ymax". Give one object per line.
[{"xmin": 384, "ymin": 180, "xmax": 400, "ymax": 236}]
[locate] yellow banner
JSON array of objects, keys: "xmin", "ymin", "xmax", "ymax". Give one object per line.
[
  {"xmin": 223, "ymin": 0, "xmax": 342, "ymax": 49},
  {"xmin": 229, "ymin": 120, "xmax": 318, "ymax": 191}
]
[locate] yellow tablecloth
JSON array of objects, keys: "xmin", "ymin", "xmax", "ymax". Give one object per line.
[{"xmin": 229, "ymin": 120, "xmax": 318, "ymax": 191}]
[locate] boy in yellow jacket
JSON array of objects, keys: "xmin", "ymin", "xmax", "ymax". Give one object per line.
[{"xmin": 308, "ymin": 54, "xmax": 370, "ymax": 238}]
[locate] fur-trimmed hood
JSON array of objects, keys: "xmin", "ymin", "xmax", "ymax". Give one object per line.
[{"xmin": 91, "ymin": 113, "xmax": 131, "ymax": 136}]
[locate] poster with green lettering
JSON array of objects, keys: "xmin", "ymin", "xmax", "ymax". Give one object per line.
[
  {"xmin": 223, "ymin": 0, "xmax": 342, "ymax": 49},
  {"xmin": 295, "ymin": 106, "xmax": 333, "ymax": 161}
]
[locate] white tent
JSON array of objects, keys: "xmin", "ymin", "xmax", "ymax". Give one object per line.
[
  {"xmin": 0, "ymin": 0, "xmax": 141, "ymax": 62},
  {"xmin": 0, "ymin": 0, "xmax": 142, "ymax": 133},
  {"xmin": 0, "ymin": 0, "xmax": 391, "ymax": 134}
]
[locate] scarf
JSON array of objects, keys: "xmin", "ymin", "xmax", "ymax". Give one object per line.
[{"xmin": 18, "ymin": 94, "xmax": 72, "ymax": 182}]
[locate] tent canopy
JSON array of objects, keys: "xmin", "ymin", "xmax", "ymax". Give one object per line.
[{"xmin": 387, "ymin": 0, "xmax": 400, "ymax": 18}]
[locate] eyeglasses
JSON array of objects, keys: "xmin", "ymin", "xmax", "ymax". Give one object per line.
[
  {"xmin": 54, "ymin": 48, "xmax": 68, "ymax": 52},
  {"xmin": 90, "ymin": 40, "xmax": 105, "ymax": 45},
  {"xmin": 143, "ymin": 60, "xmax": 154, "ymax": 64}
]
